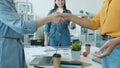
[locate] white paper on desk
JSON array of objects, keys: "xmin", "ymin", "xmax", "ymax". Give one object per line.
[
  {"xmin": 24, "ymin": 47, "xmax": 47, "ymax": 56},
  {"xmin": 45, "ymin": 46, "xmax": 56, "ymax": 51}
]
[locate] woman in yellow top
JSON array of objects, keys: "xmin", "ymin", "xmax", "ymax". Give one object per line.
[{"xmin": 60, "ymin": 0, "xmax": 120, "ymax": 68}]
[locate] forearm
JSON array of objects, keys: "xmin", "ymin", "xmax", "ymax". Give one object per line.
[
  {"xmin": 66, "ymin": 13, "xmax": 92, "ymax": 29},
  {"xmin": 44, "ymin": 34, "xmax": 49, "ymax": 42},
  {"xmin": 36, "ymin": 16, "xmax": 51, "ymax": 28},
  {"xmin": 44, "ymin": 34, "xmax": 49, "ymax": 46},
  {"xmin": 112, "ymin": 37, "xmax": 120, "ymax": 45}
]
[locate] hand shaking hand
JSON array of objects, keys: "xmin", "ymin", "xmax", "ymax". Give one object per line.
[
  {"xmin": 49, "ymin": 12, "xmax": 70, "ymax": 24},
  {"xmin": 49, "ymin": 12, "xmax": 65, "ymax": 24}
]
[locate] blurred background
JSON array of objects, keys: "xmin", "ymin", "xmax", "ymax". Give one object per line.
[{"xmin": 14, "ymin": 0, "xmax": 103, "ymax": 47}]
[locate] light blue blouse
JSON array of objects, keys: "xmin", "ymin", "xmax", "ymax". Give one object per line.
[
  {"xmin": 0, "ymin": 0, "xmax": 37, "ymax": 68},
  {"xmin": 44, "ymin": 9, "xmax": 74, "ymax": 46}
]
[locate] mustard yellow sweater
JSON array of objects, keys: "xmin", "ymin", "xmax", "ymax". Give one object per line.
[{"xmin": 91, "ymin": 0, "xmax": 120, "ymax": 37}]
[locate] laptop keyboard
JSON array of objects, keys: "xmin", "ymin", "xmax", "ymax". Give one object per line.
[{"xmin": 30, "ymin": 58, "xmax": 42, "ymax": 65}]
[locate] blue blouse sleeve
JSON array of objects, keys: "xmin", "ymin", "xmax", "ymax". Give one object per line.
[
  {"xmin": 0, "ymin": 10, "xmax": 37, "ymax": 34},
  {"xmin": 44, "ymin": 22, "xmax": 51, "ymax": 35},
  {"xmin": 44, "ymin": 10, "xmax": 54, "ymax": 35}
]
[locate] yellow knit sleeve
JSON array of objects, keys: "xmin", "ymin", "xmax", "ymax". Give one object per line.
[{"xmin": 90, "ymin": 12, "xmax": 100, "ymax": 30}]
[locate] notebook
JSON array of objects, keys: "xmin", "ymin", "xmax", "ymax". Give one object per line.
[
  {"xmin": 60, "ymin": 65, "xmax": 82, "ymax": 68},
  {"xmin": 60, "ymin": 61, "xmax": 82, "ymax": 68}
]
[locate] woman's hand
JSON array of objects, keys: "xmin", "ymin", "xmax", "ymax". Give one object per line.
[
  {"xmin": 49, "ymin": 12, "xmax": 65, "ymax": 24},
  {"xmin": 70, "ymin": 21, "xmax": 75, "ymax": 29},
  {"xmin": 36, "ymin": 12, "xmax": 65, "ymax": 28},
  {"xmin": 93, "ymin": 38, "xmax": 120, "ymax": 58},
  {"xmin": 44, "ymin": 40, "xmax": 48, "ymax": 46},
  {"xmin": 59, "ymin": 13, "xmax": 70, "ymax": 20}
]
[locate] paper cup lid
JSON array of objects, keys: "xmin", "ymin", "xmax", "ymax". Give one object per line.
[{"xmin": 53, "ymin": 53, "xmax": 61, "ymax": 58}]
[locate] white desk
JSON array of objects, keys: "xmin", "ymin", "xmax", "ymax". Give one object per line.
[{"xmin": 24, "ymin": 46, "xmax": 102, "ymax": 68}]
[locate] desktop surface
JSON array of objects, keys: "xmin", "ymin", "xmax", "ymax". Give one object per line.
[{"xmin": 25, "ymin": 46, "xmax": 102, "ymax": 68}]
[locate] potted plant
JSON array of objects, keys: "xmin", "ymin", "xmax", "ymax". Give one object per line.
[
  {"xmin": 79, "ymin": 10, "xmax": 84, "ymax": 15},
  {"xmin": 71, "ymin": 42, "xmax": 81, "ymax": 60},
  {"xmin": 79, "ymin": 10, "xmax": 88, "ymax": 18}
]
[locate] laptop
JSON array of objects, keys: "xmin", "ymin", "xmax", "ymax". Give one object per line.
[{"xmin": 30, "ymin": 56, "xmax": 53, "ymax": 66}]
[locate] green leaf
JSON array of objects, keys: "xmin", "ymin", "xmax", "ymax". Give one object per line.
[{"xmin": 71, "ymin": 42, "xmax": 81, "ymax": 51}]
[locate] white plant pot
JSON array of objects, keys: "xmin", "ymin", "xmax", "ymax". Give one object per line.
[{"xmin": 71, "ymin": 51, "xmax": 81, "ymax": 60}]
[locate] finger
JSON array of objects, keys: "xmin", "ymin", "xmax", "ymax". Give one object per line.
[
  {"xmin": 60, "ymin": 17, "xmax": 65, "ymax": 22},
  {"xmin": 93, "ymin": 40, "xmax": 117, "ymax": 58},
  {"xmin": 94, "ymin": 46, "xmax": 114, "ymax": 58},
  {"xmin": 94, "ymin": 51, "xmax": 101, "ymax": 55},
  {"xmin": 96, "ymin": 52, "xmax": 109, "ymax": 58},
  {"xmin": 93, "ymin": 52, "xmax": 101, "ymax": 58},
  {"xmin": 93, "ymin": 49, "xmax": 108, "ymax": 58},
  {"xmin": 57, "ymin": 17, "xmax": 64, "ymax": 23},
  {"xmin": 62, "ymin": 16, "xmax": 69, "ymax": 20},
  {"xmin": 54, "ymin": 12, "xmax": 62, "ymax": 18},
  {"xmin": 93, "ymin": 53, "xmax": 100, "ymax": 58},
  {"xmin": 58, "ymin": 13, "xmax": 68, "ymax": 19},
  {"xmin": 100, "ymin": 45, "xmax": 115, "ymax": 57},
  {"xmin": 99, "ymin": 42, "xmax": 110, "ymax": 51},
  {"xmin": 57, "ymin": 17, "xmax": 62, "ymax": 23},
  {"xmin": 99, "ymin": 40, "xmax": 113, "ymax": 52},
  {"xmin": 53, "ymin": 17, "xmax": 60, "ymax": 24}
]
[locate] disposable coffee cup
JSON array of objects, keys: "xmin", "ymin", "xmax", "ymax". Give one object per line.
[
  {"xmin": 53, "ymin": 53, "xmax": 61, "ymax": 68},
  {"xmin": 85, "ymin": 44, "xmax": 91, "ymax": 54}
]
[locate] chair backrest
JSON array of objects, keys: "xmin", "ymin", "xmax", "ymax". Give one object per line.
[{"xmin": 30, "ymin": 39, "xmax": 44, "ymax": 46}]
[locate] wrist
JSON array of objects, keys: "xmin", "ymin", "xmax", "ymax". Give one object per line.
[
  {"xmin": 66, "ymin": 13, "xmax": 72, "ymax": 20},
  {"xmin": 116, "ymin": 37, "xmax": 120, "ymax": 44},
  {"xmin": 46, "ymin": 15, "xmax": 52, "ymax": 23},
  {"xmin": 112, "ymin": 37, "xmax": 120, "ymax": 46}
]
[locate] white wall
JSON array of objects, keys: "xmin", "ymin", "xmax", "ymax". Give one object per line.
[
  {"xmin": 66, "ymin": 0, "xmax": 103, "ymax": 15},
  {"xmin": 26, "ymin": 0, "xmax": 103, "ymax": 18},
  {"xmin": 28, "ymin": 0, "xmax": 54, "ymax": 18}
]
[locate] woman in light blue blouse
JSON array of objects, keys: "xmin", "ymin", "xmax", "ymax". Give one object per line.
[
  {"xmin": 44, "ymin": 0, "xmax": 75, "ymax": 47},
  {"xmin": 0, "ymin": 0, "xmax": 62, "ymax": 68}
]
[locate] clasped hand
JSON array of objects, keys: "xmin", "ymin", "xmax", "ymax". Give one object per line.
[{"xmin": 49, "ymin": 12, "xmax": 68, "ymax": 24}]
